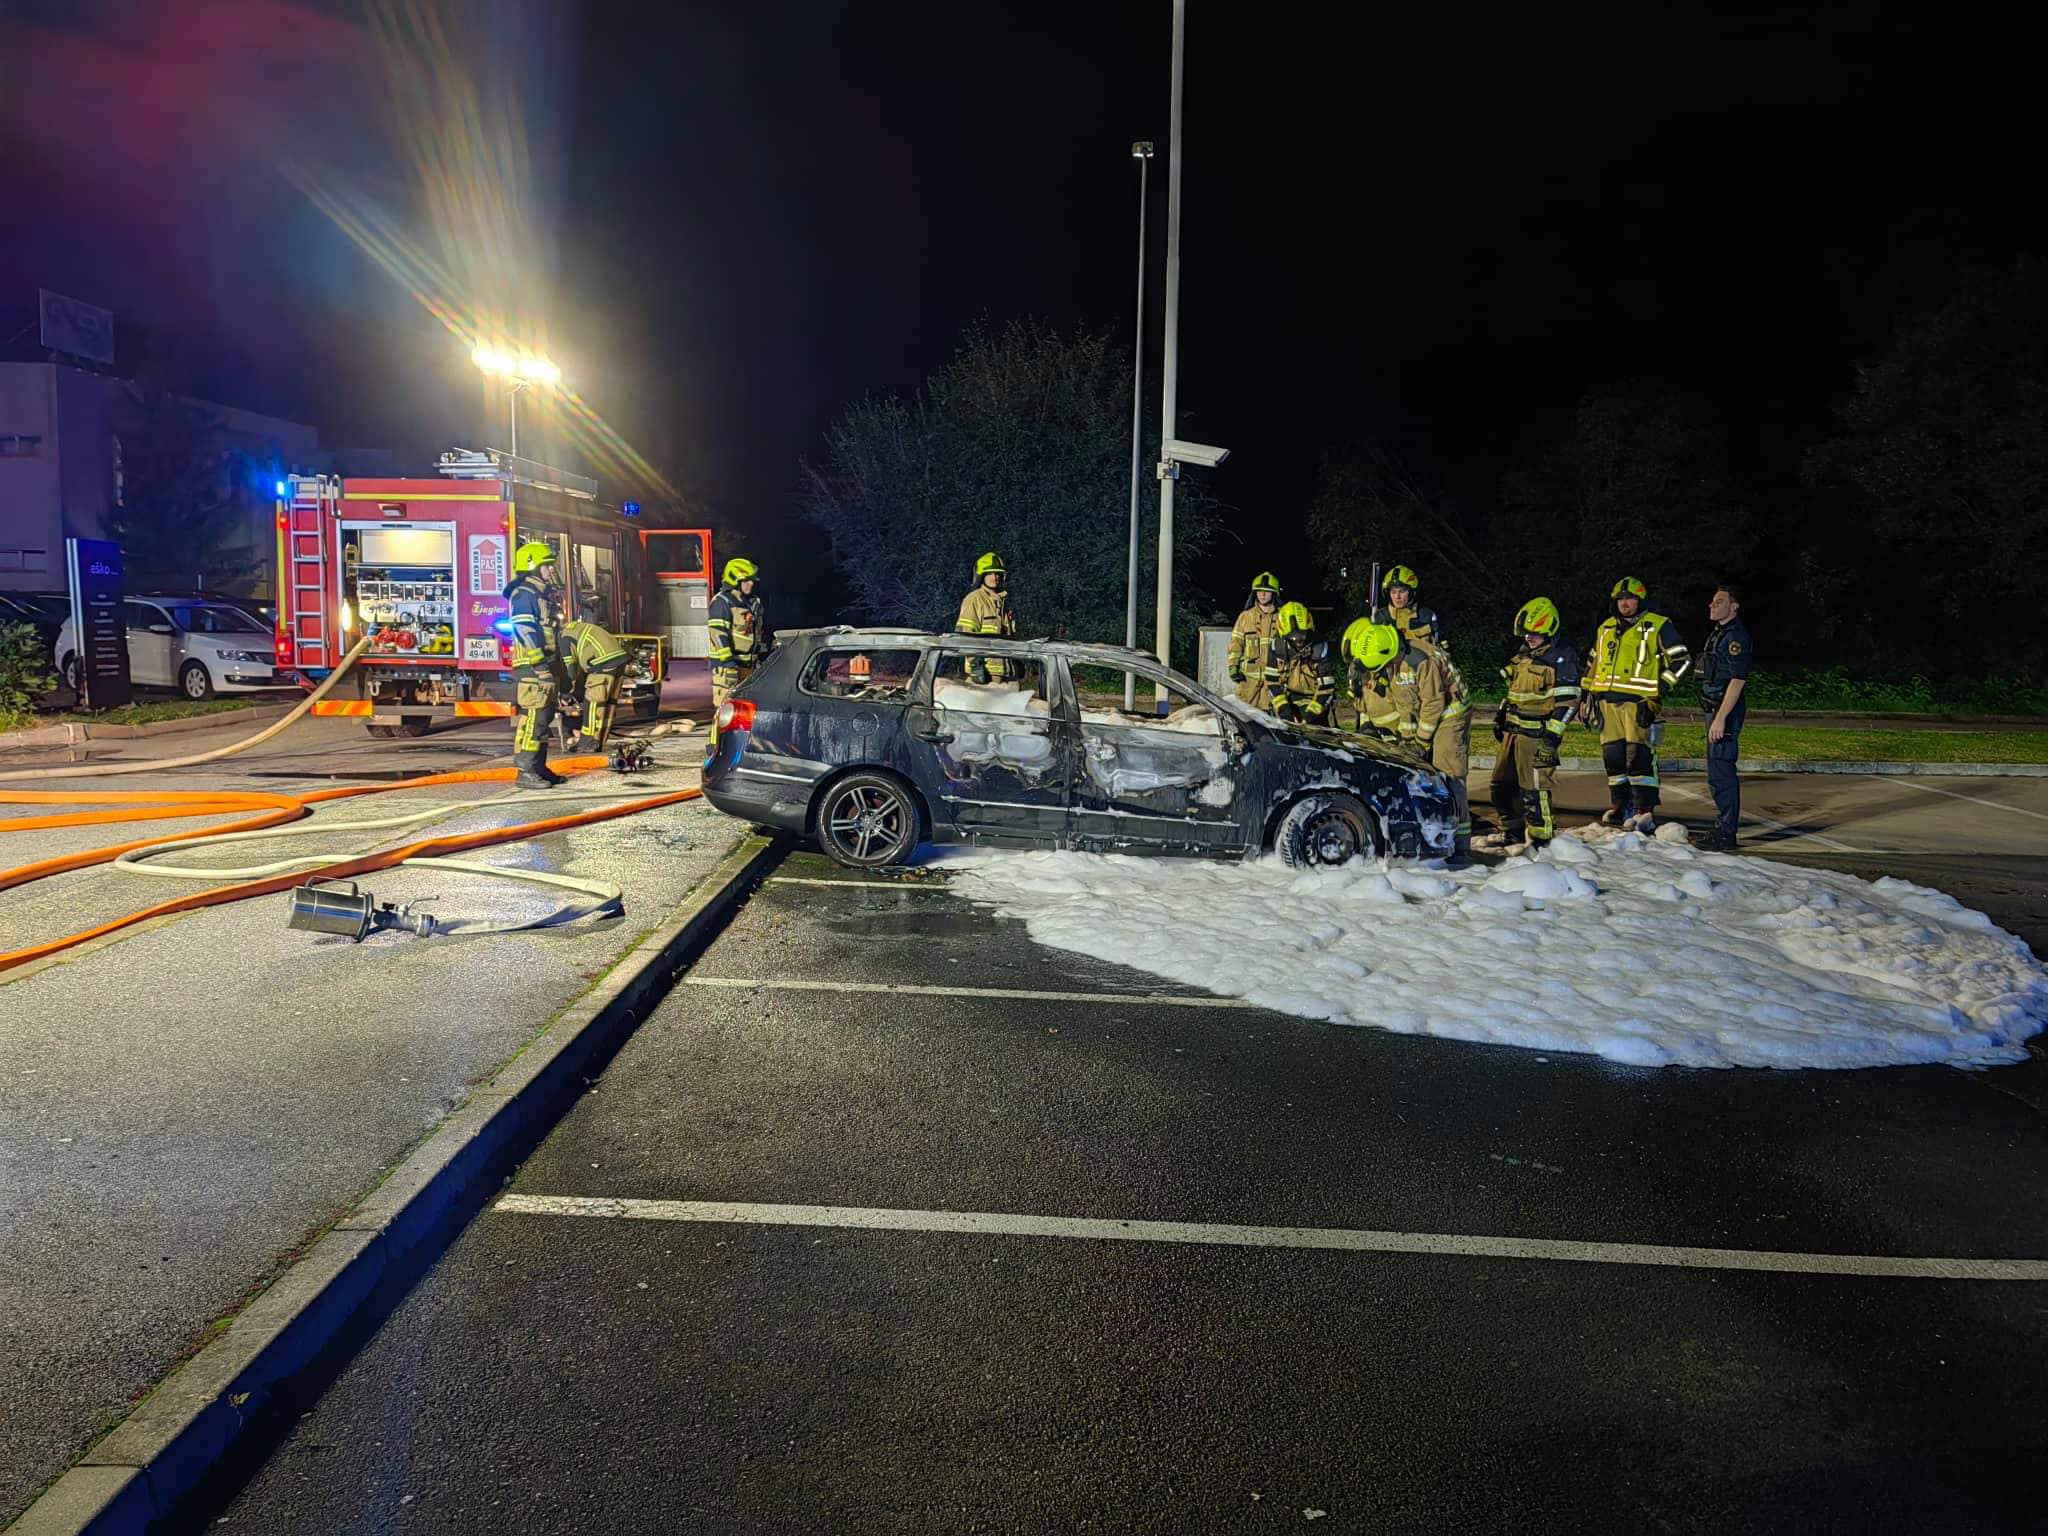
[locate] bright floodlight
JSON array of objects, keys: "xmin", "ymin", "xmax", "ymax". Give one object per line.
[{"xmin": 471, "ymin": 344, "xmax": 560, "ymax": 388}]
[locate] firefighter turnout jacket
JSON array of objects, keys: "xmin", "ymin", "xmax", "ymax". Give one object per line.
[
  {"xmin": 504, "ymin": 572, "xmax": 561, "ymax": 670},
  {"xmin": 956, "ymin": 583, "xmax": 1017, "ymax": 682},
  {"xmin": 1355, "ymin": 639, "xmax": 1469, "ymax": 748},
  {"xmin": 1587, "ymin": 611, "xmax": 1690, "ymax": 707},
  {"xmin": 708, "ymin": 583, "xmax": 770, "ymax": 673},
  {"xmin": 1371, "ymin": 600, "xmax": 1442, "ymax": 649},
  {"xmin": 1227, "ymin": 603, "xmax": 1279, "ymax": 704},
  {"xmin": 1268, "ymin": 639, "xmax": 1337, "ymax": 723},
  {"xmin": 1501, "ymin": 637, "xmax": 1583, "ymax": 743}
]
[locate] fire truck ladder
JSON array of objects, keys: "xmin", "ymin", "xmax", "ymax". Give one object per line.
[{"xmin": 285, "ymin": 474, "xmax": 339, "ymax": 669}]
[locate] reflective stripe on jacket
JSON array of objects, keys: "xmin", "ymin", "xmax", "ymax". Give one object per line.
[
  {"xmin": 1227, "ymin": 604, "xmax": 1276, "ymax": 680},
  {"xmin": 558, "ymin": 618, "xmax": 627, "ymax": 675},
  {"xmin": 503, "ymin": 575, "xmax": 559, "ymax": 669},
  {"xmin": 956, "ymin": 585, "xmax": 1015, "ymax": 640},
  {"xmin": 1269, "ymin": 640, "xmax": 1336, "ymax": 720},
  {"xmin": 708, "ymin": 586, "xmax": 768, "ymax": 666},
  {"xmin": 1356, "ymin": 640, "xmax": 1468, "ymax": 744}
]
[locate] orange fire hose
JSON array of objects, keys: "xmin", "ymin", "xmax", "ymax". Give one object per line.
[{"xmin": 0, "ymin": 760, "xmax": 698, "ymax": 974}]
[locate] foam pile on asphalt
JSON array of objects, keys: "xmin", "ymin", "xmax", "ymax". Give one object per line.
[{"xmin": 943, "ymin": 828, "xmax": 2048, "ymax": 1070}]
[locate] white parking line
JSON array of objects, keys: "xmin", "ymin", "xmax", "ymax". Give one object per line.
[
  {"xmin": 683, "ymin": 975, "xmax": 1256, "ymax": 1009},
  {"xmin": 1887, "ymin": 776, "xmax": 2048, "ymax": 823},
  {"xmin": 1660, "ymin": 783, "xmax": 1857, "ymax": 852},
  {"xmin": 493, "ymin": 1194, "xmax": 2048, "ymax": 1282}
]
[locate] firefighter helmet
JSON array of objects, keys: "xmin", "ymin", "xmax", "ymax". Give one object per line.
[
  {"xmin": 1350, "ymin": 622, "xmax": 1402, "ymax": 672},
  {"xmin": 1275, "ymin": 600, "xmax": 1314, "ymax": 638},
  {"xmin": 511, "ymin": 540, "xmax": 557, "ymax": 576},
  {"xmin": 723, "ymin": 557, "xmax": 760, "ymax": 587},
  {"xmin": 1381, "ymin": 564, "xmax": 1420, "ymax": 593},
  {"xmin": 975, "ymin": 551, "xmax": 1007, "ymax": 579},
  {"xmin": 1515, "ymin": 596, "xmax": 1562, "ymax": 637},
  {"xmin": 1611, "ymin": 576, "xmax": 1648, "ymax": 602},
  {"xmin": 1249, "ymin": 570, "xmax": 1281, "ymax": 595}
]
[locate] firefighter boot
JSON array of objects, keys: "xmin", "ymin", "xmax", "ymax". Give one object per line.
[{"xmin": 514, "ymin": 754, "xmax": 557, "ymax": 791}]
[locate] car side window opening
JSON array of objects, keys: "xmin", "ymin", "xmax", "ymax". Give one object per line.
[
  {"xmin": 929, "ymin": 652, "xmax": 1059, "ymax": 777},
  {"xmin": 1075, "ymin": 664, "xmax": 1238, "ymax": 811},
  {"xmin": 799, "ymin": 647, "xmax": 922, "ymax": 702}
]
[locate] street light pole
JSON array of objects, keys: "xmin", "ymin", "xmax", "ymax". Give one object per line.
[
  {"xmin": 508, "ymin": 377, "xmax": 530, "ymax": 459},
  {"xmin": 1124, "ymin": 139, "xmax": 1154, "ymax": 714},
  {"xmin": 1153, "ymin": 0, "xmax": 1186, "ymax": 710}
]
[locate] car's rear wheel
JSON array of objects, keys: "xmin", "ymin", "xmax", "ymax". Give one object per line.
[
  {"xmin": 1274, "ymin": 791, "xmax": 1377, "ymax": 869},
  {"xmin": 179, "ymin": 661, "xmax": 215, "ymax": 700},
  {"xmin": 61, "ymin": 653, "xmax": 81, "ymax": 696},
  {"xmin": 815, "ymin": 772, "xmax": 919, "ymax": 868}
]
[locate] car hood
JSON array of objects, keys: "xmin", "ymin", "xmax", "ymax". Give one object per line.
[{"xmin": 1264, "ymin": 719, "xmax": 1429, "ymax": 769}]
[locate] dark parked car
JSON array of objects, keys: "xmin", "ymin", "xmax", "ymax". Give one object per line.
[{"xmin": 703, "ymin": 628, "xmax": 1458, "ymax": 869}]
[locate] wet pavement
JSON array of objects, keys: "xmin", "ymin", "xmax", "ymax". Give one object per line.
[
  {"xmin": 193, "ymin": 794, "xmax": 2048, "ymax": 1533},
  {"xmin": 0, "ymin": 719, "xmax": 736, "ymax": 1527}
]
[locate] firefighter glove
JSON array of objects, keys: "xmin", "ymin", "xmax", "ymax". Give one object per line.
[
  {"xmin": 1636, "ymin": 699, "xmax": 1655, "ymax": 728},
  {"xmin": 1534, "ymin": 736, "xmax": 1561, "ymax": 769}
]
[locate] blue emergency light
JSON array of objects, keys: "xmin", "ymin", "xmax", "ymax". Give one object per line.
[
  {"xmin": 275, "ymin": 480, "xmax": 287, "ymax": 497},
  {"xmin": 492, "ymin": 618, "xmax": 515, "ymax": 636},
  {"xmin": 621, "ymin": 500, "xmax": 641, "ymax": 517}
]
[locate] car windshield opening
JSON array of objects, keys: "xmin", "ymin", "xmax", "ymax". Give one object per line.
[{"xmin": 169, "ymin": 606, "xmax": 263, "ymax": 634}]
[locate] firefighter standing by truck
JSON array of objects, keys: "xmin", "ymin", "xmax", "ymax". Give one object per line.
[
  {"xmin": 1227, "ymin": 571, "xmax": 1282, "ymax": 709},
  {"xmin": 956, "ymin": 551, "xmax": 1017, "ymax": 683},
  {"xmin": 1266, "ymin": 601, "xmax": 1335, "ymax": 724},
  {"xmin": 708, "ymin": 558, "xmax": 770, "ymax": 715},
  {"xmin": 1482, "ymin": 597, "xmax": 1582, "ymax": 851},
  {"xmin": 1349, "ymin": 622, "xmax": 1473, "ymax": 859},
  {"xmin": 1581, "ymin": 577, "xmax": 1690, "ymax": 832},
  {"xmin": 504, "ymin": 540, "xmax": 567, "ymax": 789},
  {"xmin": 557, "ymin": 616, "xmax": 629, "ymax": 754}
]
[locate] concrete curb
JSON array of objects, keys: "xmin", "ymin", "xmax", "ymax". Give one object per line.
[
  {"xmin": 1468, "ymin": 755, "xmax": 2048, "ymax": 778},
  {"xmin": 0, "ymin": 703, "xmax": 296, "ymax": 750},
  {"xmin": 6, "ymin": 832, "xmax": 786, "ymax": 1536}
]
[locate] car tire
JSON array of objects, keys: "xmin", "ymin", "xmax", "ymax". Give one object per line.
[
  {"xmin": 399, "ymin": 715, "xmax": 432, "ymax": 737},
  {"xmin": 61, "ymin": 653, "xmax": 81, "ymax": 696},
  {"xmin": 179, "ymin": 661, "xmax": 215, "ymax": 700},
  {"xmin": 814, "ymin": 771, "xmax": 920, "ymax": 869},
  {"xmin": 1273, "ymin": 791, "xmax": 1378, "ymax": 869}
]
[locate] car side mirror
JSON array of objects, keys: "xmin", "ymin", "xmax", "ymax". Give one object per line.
[{"xmin": 147, "ymin": 624, "xmax": 174, "ymax": 635}]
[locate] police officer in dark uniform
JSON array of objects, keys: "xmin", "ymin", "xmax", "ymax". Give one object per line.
[{"xmin": 1699, "ymin": 582, "xmax": 1753, "ymax": 851}]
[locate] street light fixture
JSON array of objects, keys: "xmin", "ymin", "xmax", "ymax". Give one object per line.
[{"xmin": 470, "ymin": 344, "xmax": 562, "ymax": 458}]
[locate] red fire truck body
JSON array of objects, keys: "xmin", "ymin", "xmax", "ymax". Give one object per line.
[{"xmin": 275, "ymin": 455, "xmax": 710, "ymax": 736}]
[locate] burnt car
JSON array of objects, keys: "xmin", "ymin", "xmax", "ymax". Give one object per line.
[{"xmin": 702, "ymin": 628, "xmax": 1456, "ymax": 869}]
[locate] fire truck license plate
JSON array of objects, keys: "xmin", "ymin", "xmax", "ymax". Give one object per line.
[{"xmin": 464, "ymin": 637, "xmax": 500, "ymax": 661}]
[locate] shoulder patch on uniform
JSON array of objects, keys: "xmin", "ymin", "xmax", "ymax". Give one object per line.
[{"xmin": 1729, "ymin": 642, "xmax": 1742, "ymax": 655}]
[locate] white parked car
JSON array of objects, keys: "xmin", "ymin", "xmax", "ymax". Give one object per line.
[{"xmin": 55, "ymin": 597, "xmax": 283, "ymax": 700}]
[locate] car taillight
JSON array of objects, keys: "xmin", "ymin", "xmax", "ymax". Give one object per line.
[{"xmin": 716, "ymin": 699, "xmax": 755, "ymax": 734}]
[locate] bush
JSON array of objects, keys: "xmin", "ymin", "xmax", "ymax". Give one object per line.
[{"xmin": 0, "ymin": 620, "xmax": 57, "ymax": 732}]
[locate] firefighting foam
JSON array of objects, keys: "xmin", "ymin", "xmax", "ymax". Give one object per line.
[{"xmin": 943, "ymin": 828, "xmax": 2048, "ymax": 1071}]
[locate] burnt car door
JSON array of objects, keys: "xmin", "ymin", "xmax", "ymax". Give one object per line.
[
  {"xmin": 787, "ymin": 643, "xmax": 923, "ymax": 763},
  {"xmin": 899, "ymin": 648, "xmax": 1072, "ymax": 843},
  {"xmin": 1067, "ymin": 658, "xmax": 1251, "ymax": 854}
]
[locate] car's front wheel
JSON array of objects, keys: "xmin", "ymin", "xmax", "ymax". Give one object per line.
[
  {"xmin": 1273, "ymin": 791, "xmax": 1377, "ymax": 869},
  {"xmin": 815, "ymin": 772, "xmax": 919, "ymax": 868},
  {"xmin": 179, "ymin": 661, "xmax": 215, "ymax": 700},
  {"xmin": 61, "ymin": 653, "xmax": 81, "ymax": 696}
]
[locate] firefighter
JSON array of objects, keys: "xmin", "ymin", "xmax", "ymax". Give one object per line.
[
  {"xmin": 1350, "ymin": 622, "xmax": 1473, "ymax": 859},
  {"xmin": 1372, "ymin": 564, "xmax": 1443, "ymax": 648},
  {"xmin": 1265, "ymin": 601, "xmax": 1335, "ymax": 725},
  {"xmin": 1227, "ymin": 571, "xmax": 1283, "ymax": 709},
  {"xmin": 956, "ymin": 551, "xmax": 1016, "ymax": 683},
  {"xmin": 1581, "ymin": 577, "xmax": 1691, "ymax": 832},
  {"xmin": 1482, "ymin": 597, "xmax": 1583, "ymax": 851},
  {"xmin": 503, "ymin": 540, "xmax": 566, "ymax": 789},
  {"xmin": 558, "ymin": 616, "xmax": 629, "ymax": 755},
  {"xmin": 708, "ymin": 557, "xmax": 770, "ymax": 717}
]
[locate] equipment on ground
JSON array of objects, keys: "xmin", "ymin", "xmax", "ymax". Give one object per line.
[
  {"xmin": 286, "ymin": 880, "xmax": 440, "ymax": 941},
  {"xmin": 608, "ymin": 740, "xmax": 653, "ymax": 775}
]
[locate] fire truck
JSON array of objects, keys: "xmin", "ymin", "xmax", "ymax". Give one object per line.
[{"xmin": 275, "ymin": 450, "xmax": 713, "ymax": 736}]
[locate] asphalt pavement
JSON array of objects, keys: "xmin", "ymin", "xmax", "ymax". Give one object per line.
[
  {"xmin": 0, "ymin": 707, "xmax": 733, "ymax": 1527},
  {"xmin": 193, "ymin": 771, "xmax": 2048, "ymax": 1535}
]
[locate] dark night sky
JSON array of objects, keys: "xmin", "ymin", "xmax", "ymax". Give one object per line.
[{"xmin": 4, "ymin": 1, "xmax": 2041, "ymax": 623}]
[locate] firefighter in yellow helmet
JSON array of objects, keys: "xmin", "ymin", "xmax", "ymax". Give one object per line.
[
  {"xmin": 557, "ymin": 616, "xmax": 630, "ymax": 754},
  {"xmin": 708, "ymin": 557, "xmax": 769, "ymax": 719},
  {"xmin": 1481, "ymin": 597, "xmax": 1583, "ymax": 851},
  {"xmin": 1265, "ymin": 601, "xmax": 1335, "ymax": 724},
  {"xmin": 956, "ymin": 551, "xmax": 1017, "ymax": 683},
  {"xmin": 503, "ymin": 540, "xmax": 567, "ymax": 789},
  {"xmin": 1582, "ymin": 576, "xmax": 1691, "ymax": 833},
  {"xmin": 1372, "ymin": 564, "xmax": 1443, "ymax": 647},
  {"xmin": 1227, "ymin": 571, "xmax": 1282, "ymax": 709},
  {"xmin": 1349, "ymin": 621, "xmax": 1473, "ymax": 859}
]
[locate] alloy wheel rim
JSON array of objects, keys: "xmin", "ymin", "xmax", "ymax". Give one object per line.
[{"xmin": 828, "ymin": 786, "xmax": 903, "ymax": 861}]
